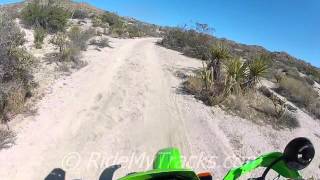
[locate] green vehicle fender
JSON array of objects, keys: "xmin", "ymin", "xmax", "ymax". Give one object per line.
[
  {"xmin": 119, "ymin": 148, "xmax": 200, "ymax": 180},
  {"xmin": 223, "ymin": 152, "xmax": 301, "ymax": 180}
]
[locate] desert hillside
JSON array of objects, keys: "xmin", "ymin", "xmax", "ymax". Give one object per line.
[{"xmin": 0, "ymin": 0, "xmax": 319, "ymax": 180}]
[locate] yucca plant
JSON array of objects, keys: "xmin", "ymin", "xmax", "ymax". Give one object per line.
[
  {"xmin": 208, "ymin": 42, "xmax": 231, "ymax": 81},
  {"xmin": 225, "ymin": 57, "xmax": 247, "ymax": 94},
  {"xmin": 200, "ymin": 61, "xmax": 214, "ymax": 91},
  {"xmin": 246, "ymin": 56, "xmax": 270, "ymax": 88}
]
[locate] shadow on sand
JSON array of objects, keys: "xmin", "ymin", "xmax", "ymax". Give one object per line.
[{"xmin": 44, "ymin": 165, "xmax": 121, "ymax": 180}]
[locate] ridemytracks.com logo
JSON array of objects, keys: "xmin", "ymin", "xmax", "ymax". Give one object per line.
[{"xmin": 61, "ymin": 151, "xmax": 256, "ymax": 171}]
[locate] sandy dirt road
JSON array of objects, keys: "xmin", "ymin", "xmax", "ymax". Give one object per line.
[
  {"xmin": 0, "ymin": 38, "xmax": 235, "ymax": 180},
  {"xmin": 1, "ymin": 38, "xmax": 319, "ymax": 180}
]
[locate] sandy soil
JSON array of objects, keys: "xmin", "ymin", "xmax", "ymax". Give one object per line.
[{"xmin": 0, "ymin": 38, "xmax": 319, "ymax": 180}]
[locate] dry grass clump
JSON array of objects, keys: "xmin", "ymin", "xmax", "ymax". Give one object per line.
[
  {"xmin": 183, "ymin": 76, "xmax": 204, "ymax": 96},
  {"xmin": 277, "ymin": 77, "xmax": 317, "ymax": 107},
  {"xmin": 222, "ymin": 90, "xmax": 300, "ymax": 129},
  {"xmin": 308, "ymin": 101, "xmax": 320, "ymax": 119},
  {"xmin": 275, "ymin": 76, "xmax": 320, "ymax": 119},
  {"xmin": 0, "ymin": 128, "xmax": 16, "ymax": 150},
  {"xmin": 89, "ymin": 37, "xmax": 110, "ymax": 48}
]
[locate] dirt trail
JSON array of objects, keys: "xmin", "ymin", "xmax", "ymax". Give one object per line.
[
  {"xmin": 1, "ymin": 38, "xmax": 319, "ymax": 180},
  {"xmin": 0, "ymin": 38, "xmax": 235, "ymax": 180}
]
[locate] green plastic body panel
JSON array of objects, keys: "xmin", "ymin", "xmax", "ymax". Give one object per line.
[
  {"xmin": 119, "ymin": 148, "xmax": 200, "ymax": 180},
  {"xmin": 153, "ymin": 148, "xmax": 183, "ymax": 169},
  {"xmin": 223, "ymin": 152, "xmax": 301, "ymax": 180},
  {"xmin": 118, "ymin": 169, "xmax": 199, "ymax": 180}
]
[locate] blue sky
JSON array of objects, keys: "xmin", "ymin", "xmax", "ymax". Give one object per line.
[{"xmin": 1, "ymin": 0, "xmax": 319, "ymax": 67}]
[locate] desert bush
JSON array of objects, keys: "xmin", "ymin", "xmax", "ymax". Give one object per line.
[
  {"xmin": 276, "ymin": 77, "xmax": 318, "ymax": 108},
  {"xmin": 0, "ymin": 14, "xmax": 26, "ymax": 55},
  {"xmin": 222, "ymin": 94, "xmax": 249, "ymax": 118},
  {"xmin": 183, "ymin": 76, "xmax": 204, "ymax": 96},
  {"xmin": 101, "ymin": 12, "xmax": 122, "ymax": 27},
  {"xmin": 51, "ymin": 32, "xmax": 69, "ymax": 53},
  {"xmin": 21, "ymin": 1, "xmax": 70, "ymax": 32},
  {"xmin": 277, "ymin": 111, "xmax": 300, "ymax": 129},
  {"xmin": 308, "ymin": 100, "xmax": 320, "ymax": 119},
  {"xmin": 34, "ymin": 27, "xmax": 46, "ymax": 49},
  {"xmin": 0, "ymin": 12, "xmax": 34, "ymax": 83},
  {"xmin": 274, "ymin": 70, "xmax": 285, "ymax": 83},
  {"xmin": 0, "ymin": 12, "xmax": 34, "ymax": 123},
  {"xmin": 304, "ymin": 75, "xmax": 315, "ymax": 86},
  {"xmin": 103, "ymin": 28, "xmax": 109, "ymax": 35},
  {"xmin": 222, "ymin": 91, "xmax": 300, "ymax": 129},
  {"xmin": 183, "ymin": 54, "xmax": 270, "ymax": 107},
  {"xmin": 92, "ymin": 16, "xmax": 103, "ymax": 27},
  {"xmin": 0, "ymin": 128, "xmax": 16, "ymax": 149},
  {"xmin": 68, "ymin": 27, "xmax": 95, "ymax": 51},
  {"xmin": 285, "ymin": 67, "xmax": 300, "ymax": 79},
  {"xmin": 160, "ymin": 26, "xmax": 213, "ymax": 60},
  {"xmin": 110, "ymin": 21, "xmax": 128, "ymax": 37},
  {"xmin": 60, "ymin": 46, "xmax": 81, "ymax": 62},
  {"xmin": 127, "ymin": 25, "xmax": 143, "ymax": 38},
  {"xmin": 89, "ymin": 37, "xmax": 110, "ymax": 48},
  {"xmin": 50, "ymin": 28, "xmax": 91, "ymax": 70},
  {"xmin": 72, "ymin": 9, "xmax": 88, "ymax": 19}
]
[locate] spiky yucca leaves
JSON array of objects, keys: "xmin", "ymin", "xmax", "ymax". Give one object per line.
[
  {"xmin": 210, "ymin": 43, "xmax": 231, "ymax": 60},
  {"xmin": 208, "ymin": 43, "xmax": 231, "ymax": 81},
  {"xmin": 246, "ymin": 56, "xmax": 270, "ymax": 88},
  {"xmin": 225, "ymin": 57, "xmax": 247, "ymax": 94},
  {"xmin": 200, "ymin": 61, "xmax": 214, "ymax": 91}
]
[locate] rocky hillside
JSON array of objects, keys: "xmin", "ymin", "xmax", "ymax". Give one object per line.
[{"xmin": 219, "ymin": 37, "xmax": 320, "ymax": 82}]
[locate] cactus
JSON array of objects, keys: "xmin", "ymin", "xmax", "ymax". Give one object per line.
[
  {"xmin": 200, "ymin": 61, "xmax": 213, "ymax": 91},
  {"xmin": 271, "ymin": 95, "xmax": 286, "ymax": 119}
]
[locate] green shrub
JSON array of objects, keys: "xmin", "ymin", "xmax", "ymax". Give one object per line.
[
  {"xmin": 34, "ymin": 27, "xmax": 46, "ymax": 49},
  {"xmin": 0, "ymin": 12, "xmax": 34, "ymax": 123},
  {"xmin": 160, "ymin": 25, "xmax": 214, "ymax": 60},
  {"xmin": 127, "ymin": 25, "xmax": 143, "ymax": 38},
  {"xmin": 0, "ymin": 13, "xmax": 25, "ymax": 55},
  {"xmin": 101, "ymin": 12, "xmax": 122, "ymax": 27},
  {"xmin": 110, "ymin": 21, "xmax": 127, "ymax": 37},
  {"xmin": 21, "ymin": 1, "xmax": 70, "ymax": 32},
  {"xmin": 0, "ymin": 13, "xmax": 33, "ymax": 83},
  {"xmin": 50, "ymin": 32, "xmax": 69, "ymax": 53},
  {"xmin": 50, "ymin": 28, "xmax": 91, "ymax": 70},
  {"xmin": 68, "ymin": 27, "xmax": 95, "ymax": 51},
  {"xmin": 72, "ymin": 9, "xmax": 88, "ymax": 19},
  {"xmin": 60, "ymin": 46, "xmax": 81, "ymax": 62},
  {"xmin": 89, "ymin": 37, "xmax": 110, "ymax": 48},
  {"xmin": 92, "ymin": 16, "xmax": 103, "ymax": 27}
]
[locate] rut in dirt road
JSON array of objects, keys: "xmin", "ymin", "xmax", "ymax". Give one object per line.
[{"xmin": 0, "ymin": 38, "xmax": 235, "ymax": 180}]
